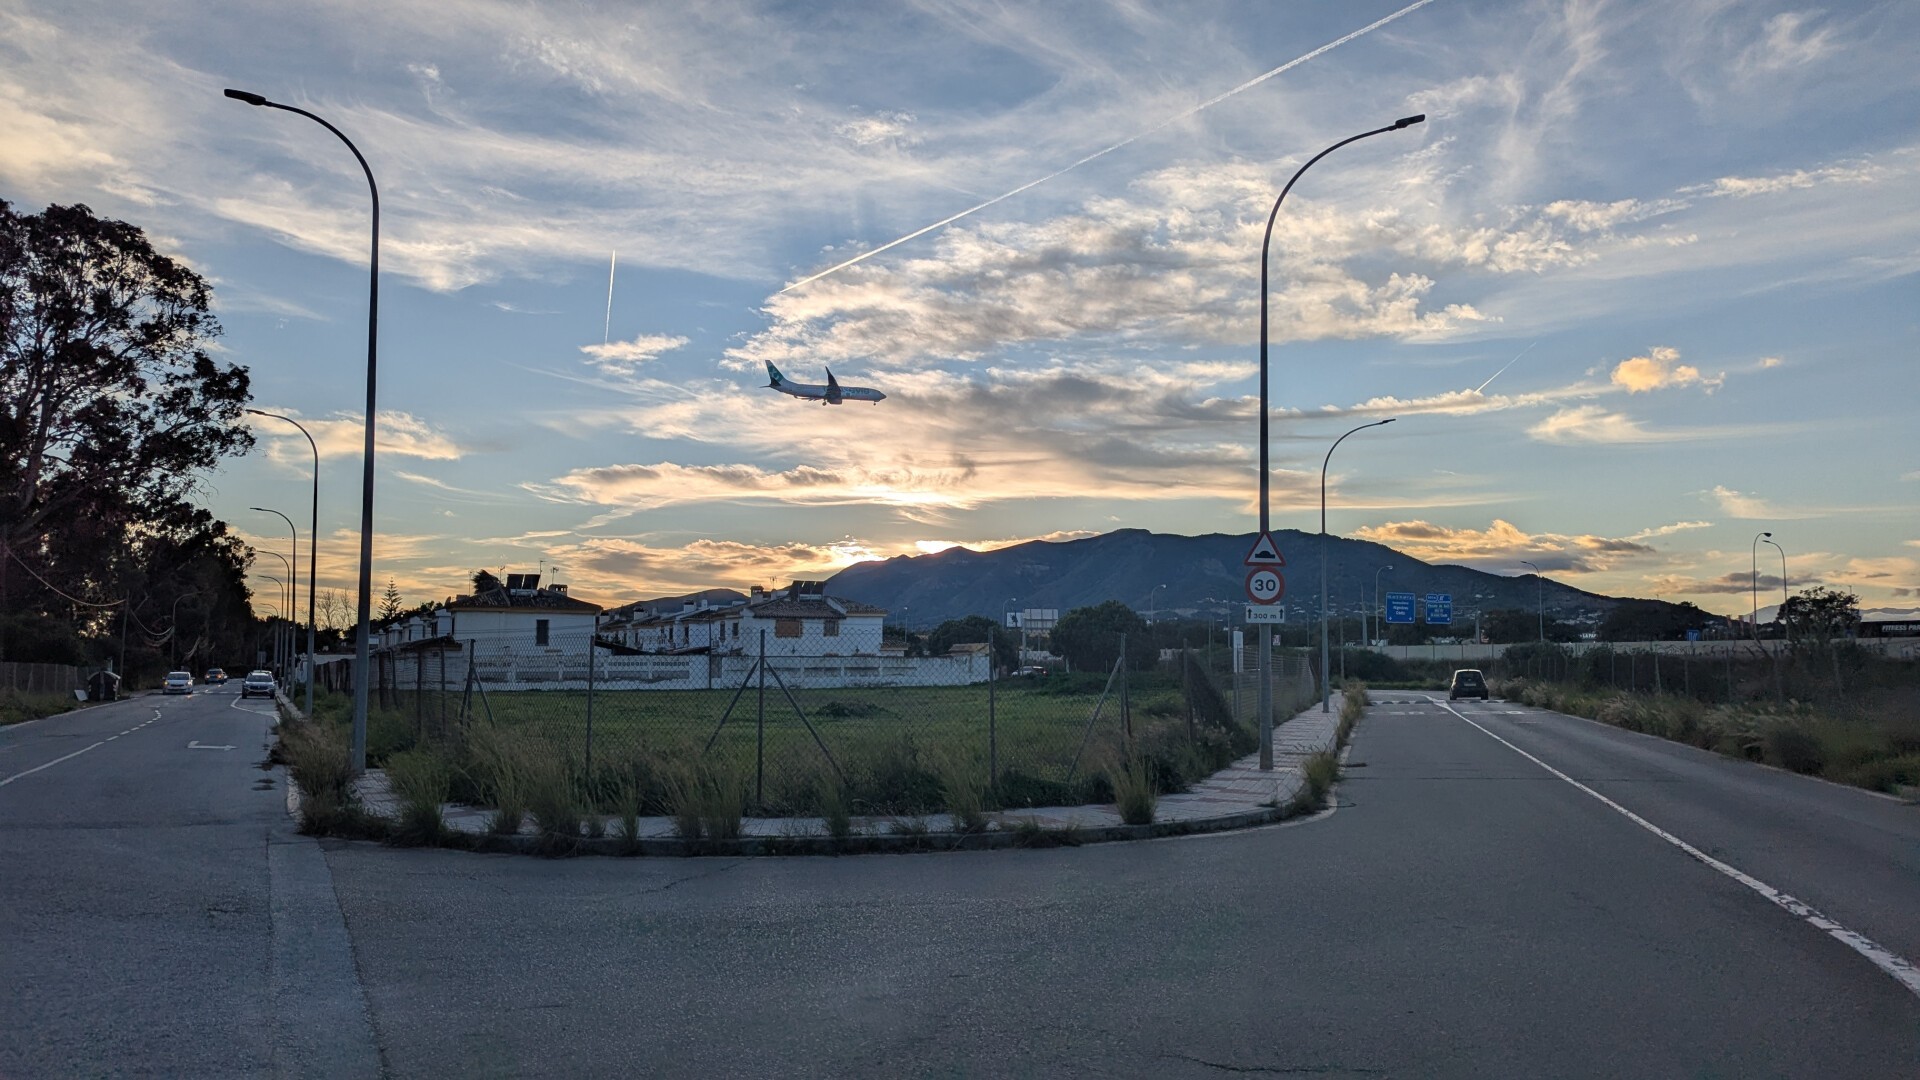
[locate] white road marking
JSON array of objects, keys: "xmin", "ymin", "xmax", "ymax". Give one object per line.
[
  {"xmin": 1433, "ymin": 698, "xmax": 1920, "ymax": 1001},
  {"xmin": 0, "ymin": 709, "xmax": 162, "ymax": 787},
  {"xmin": 188, "ymin": 741, "xmax": 236, "ymax": 751}
]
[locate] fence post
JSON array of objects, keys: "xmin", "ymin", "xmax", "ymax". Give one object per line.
[
  {"xmin": 1120, "ymin": 633, "xmax": 1132, "ymax": 748},
  {"xmin": 756, "ymin": 627, "xmax": 767, "ymax": 811},
  {"xmin": 585, "ymin": 617, "xmax": 597, "ymax": 775},
  {"xmin": 988, "ymin": 639, "xmax": 998, "ymax": 788}
]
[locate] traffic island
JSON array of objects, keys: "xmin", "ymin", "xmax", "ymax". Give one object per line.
[{"xmin": 280, "ymin": 699, "xmax": 1360, "ymax": 857}]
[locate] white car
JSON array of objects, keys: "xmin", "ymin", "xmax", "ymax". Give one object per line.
[
  {"xmin": 162, "ymin": 671, "xmax": 193, "ymax": 695},
  {"xmin": 240, "ymin": 671, "xmax": 277, "ymax": 700}
]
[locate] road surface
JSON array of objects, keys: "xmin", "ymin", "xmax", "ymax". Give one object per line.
[{"xmin": 3, "ymin": 689, "xmax": 1916, "ymax": 1077}]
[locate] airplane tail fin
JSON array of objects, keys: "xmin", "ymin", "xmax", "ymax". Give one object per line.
[{"xmin": 764, "ymin": 361, "xmax": 783, "ymax": 387}]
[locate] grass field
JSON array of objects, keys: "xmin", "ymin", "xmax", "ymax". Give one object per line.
[{"xmin": 310, "ymin": 659, "xmax": 1318, "ymax": 815}]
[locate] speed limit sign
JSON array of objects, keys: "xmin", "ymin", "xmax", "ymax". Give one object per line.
[{"xmin": 1245, "ymin": 568, "xmax": 1285, "ymax": 605}]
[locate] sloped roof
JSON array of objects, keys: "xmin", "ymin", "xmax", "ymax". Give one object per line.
[
  {"xmin": 448, "ymin": 586, "xmax": 601, "ymax": 614},
  {"xmin": 746, "ymin": 595, "xmax": 888, "ymax": 619}
]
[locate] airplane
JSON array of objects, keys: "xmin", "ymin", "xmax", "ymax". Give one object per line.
[{"xmin": 764, "ymin": 361, "xmax": 886, "ymax": 405}]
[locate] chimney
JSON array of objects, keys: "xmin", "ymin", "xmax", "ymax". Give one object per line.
[
  {"xmin": 750, "ymin": 585, "xmax": 766, "ymax": 599},
  {"xmin": 549, "ymin": 584, "xmax": 568, "ymax": 596}
]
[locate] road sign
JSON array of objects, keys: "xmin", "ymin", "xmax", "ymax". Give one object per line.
[
  {"xmin": 1243, "ymin": 532, "xmax": 1286, "ymax": 566},
  {"xmin": 1685, "ymin": 628, "xmax": 1701, "ymax": 642},
  {"xmin": 1424, "ymin": 593, "xmax": 1453, "ymax": 625},
  {"xmin": 1244, "ymin": 605, "xmax": 1286, "ymax": 624},
  {"xmin": 1384, "ymin": 591, "xmax": 1416, "ymax": 625},
  {"xmin": 1245, "ymin": 568, "xmax": 1285, "ymax": 605}
]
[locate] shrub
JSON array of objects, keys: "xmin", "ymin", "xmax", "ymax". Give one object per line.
[
  {"xmin": 817, "ymin": 781, "xmax": 854, "ymax": 841},
  {"xmin": 614, "ymin": 776, "xmax": 644, "ymax": 851},
  {"xmin": 934, "ymin": 752, "xmax": 989, "ymax": 834},
  {"xmin": 385, "ymin": 749, "xmax": 451, "ymax": 847},
  {"xmin": 1301, "ymin": 750, "xmax": 1339, "ymax": 806},
  {"xmin": 1827, "ymin": 754, "xmax": 1920, "ymax": 794},
  {"xmin": 664, "ymin": 759, "xmax": 748, "ymax": 841},
  {"xmin": 525, "ymin": 759, "xmax": 585, "ymax": 853},
  {"xmin": 1761, "ymin": 724, "xmax": 1824, "ymax": 774},
  {"xmin": 1108, "ymin": 754, "xmax": 1157, "ymax": 826}
]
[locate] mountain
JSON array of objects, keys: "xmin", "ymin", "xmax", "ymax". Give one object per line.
[{"xmin": 823, "ymin": 528, "xmax": 1621, "ymax": 629}]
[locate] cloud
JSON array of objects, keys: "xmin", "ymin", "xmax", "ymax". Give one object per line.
[
  {"xmin": 578, "ymin": 333, "xmax": 690, "ymax": 372},
  {"xmin": 1609, "ymin": 346, "xmax": 1723, "ymax": 394},
  {"xmin": 1351, "ymin": 518, "xmax": 1661, "ymax": 574},
  {"xmin": 1738, "ymin": 11, "xmax": 1838, "ymax": 76},
  {"xmin": 1527, "ymin": 406, "xmax": 1668, "ymax": 444},
  {"xmin": 835, "ymin": 111, "xmax": 919, "ymax": 149},
  {"xmin": 1686, "ymin": 161, "xmax": 1887, "ymax": 200},
  {"xmin": 252, "ymin": 410, "xmax": 466, "ymax": 464}
]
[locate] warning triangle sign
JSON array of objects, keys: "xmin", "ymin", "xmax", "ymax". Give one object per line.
[{"xmin": 1243, "ymin": 532, "xmax": 1286, "ymax": 567}]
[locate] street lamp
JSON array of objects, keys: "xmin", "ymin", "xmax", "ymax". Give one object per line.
[
  {"xmin": 1319, "ymin": 417, "xmax": 1396, "ymax": 711},
  {"xmin": 248, "ymin": 409, "xmax": 319, "ymax": 717},
  {"xmin": 251, "ymin": 506, "xmax": 298, "ymax": 695},
  {"xmin": 260, "ymin": 572, "xmax": 287, "ymax": 675},
  {"xmin": 1762, "ymin": 535, "xmax": 1786, "ymax": 635},
  {"xmin": 1371, "ymin": 565, "xmax": 1394, "ymax": 645},
  {"xmin": 1255, "ymin": 113, "xmax": 1425, "ymax": 769},
  {"xmin": 1148, "ymin": 583, "xmax": 1167, "ymax": 624},
  {"xmin": 226, "ymin": 87, "xmax": 379, "ymax": 774},
  {"xmin": 1750, "ymin": 531, "xmax": 1772, "ymax": 641},
  {"xmin": 1520, "ymin": 560, "xmax": 1544, "ymax": 642}
]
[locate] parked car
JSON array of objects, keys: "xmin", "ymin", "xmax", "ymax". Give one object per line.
[
  {"xmin": 240, "ymin": 670, "xmax": 277, "ymax": 700},
  {"xmin": 205, "ymin": 667, "xmax": 227, "ymax": 685},
  {"xmin": 162, "ymin": 671, "xmax": 193, "ymax": 695},
  {"xmin": 1012, "ymin": 666, "xmax": 1049, "ymax": 677},
  {"xmin": 1448, "ymin": 668, "xmax": 1490, "ymax": 700}
]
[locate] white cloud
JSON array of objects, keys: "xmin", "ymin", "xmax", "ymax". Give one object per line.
[
  {"xmin": 1609, "ymin": 346, "xmax": 1724, "ymax": 394},
  {"xmin": 1528, "ymin": 406, "xmax": 1669, "ymax": 445},
  {"xmin": 579, "ymin": 333, "xmax": 689, "ymax": 371},
  {"xmin": 253, "ymin": 410, "xmax": 465, "ymax": 463},
  {"xmin": 835, "ymin": 111, "xmax": 919, "ymax": 149}
]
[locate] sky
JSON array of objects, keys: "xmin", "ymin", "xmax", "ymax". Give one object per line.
[{"xmin": 4, "ymin": 0, "xmax": 1917, "ymax": 622}]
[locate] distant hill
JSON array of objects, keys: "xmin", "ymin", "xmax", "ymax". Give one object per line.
[{"xmin": 824, "ymin": 528, "xmax": 1620, "ymax": 629}]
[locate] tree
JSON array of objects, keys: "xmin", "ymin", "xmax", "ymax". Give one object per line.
[
  {"xmin": 1051, "ymin": 601, "xmax": 1154, "ymax": 673},
  {"xmin": 378, "ymin": 578, "xmax": 404, "ymax": 622},
  {"xmin": 1779, "ymin": 586, "xmax": 1858, "ymax": 642},
  {"xmin": 0, "ymin": 200, "xmax": 251, "ymax": 663},
  {"xmin": 1599, "ymin": 600, "xmax": 1711, "ymax": 642},
  {"xmin": 925, "ymin": 614, "xmax": 1017, "ymax": 670}
]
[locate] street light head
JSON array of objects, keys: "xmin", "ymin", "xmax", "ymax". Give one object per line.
[
  {"xmin": 1380, "ymin": 417, "xmax": 1397, "ymax": 425},
  {"xmin": 1763, "ymin": 531, "xmax": 1773, "ymax": 538},
  {"xmin": 224, "ymin": 88, "xmax": 269, "ymax": 106},
  {"xmin": 1393, "ymin": 114, "xmax": 1427, "ymax": 129}
]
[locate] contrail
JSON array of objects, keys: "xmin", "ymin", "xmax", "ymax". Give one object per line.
[
  {"xmin": 778, "ymin": 0, "xmax": 1440, "ymax": 295},
  {"xmin": 1474, "ymin": 340, "xmax": 1536, "ymax": 394},
  {"xmin": 603, "ymin": 249, "xmax": 617, "ymax": 344}
]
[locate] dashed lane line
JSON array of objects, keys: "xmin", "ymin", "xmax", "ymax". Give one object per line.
[
  {"xmin": 1432, "ymin": 697, "xmax": 1920, "ymax": 1001},
  {"xmin": 0, "ymin": 709, "xmax": 164, "ymax": 788}
]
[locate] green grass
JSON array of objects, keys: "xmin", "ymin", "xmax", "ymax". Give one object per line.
[{"xmin": 1, "ymin": 690, "xmax": 81, "ymax": 725}]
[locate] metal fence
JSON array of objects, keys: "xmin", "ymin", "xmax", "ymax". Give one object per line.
[
  {"xmin": 1, "ymin": 662, "xmax": 84, "ymax": 696},
  {"xmin": 1486, "ymin": 639, "xmax": 1900, "ymax": 705},
  {"xmin": 351, "ymin": 623, "xmax": 1319, "ymax": 814}
]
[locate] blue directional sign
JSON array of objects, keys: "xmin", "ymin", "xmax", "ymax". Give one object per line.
[
  {"xmin": 1685, "ymin": 629, "xmax": 1701, "ymax": 642},
  {"xmin": 1424, "ymin": 593, "xmax": 1453, "ymax": 625},
  {"xmin": 1384, "ymin": 591, "xmax": 1416, "ymax": 625}
]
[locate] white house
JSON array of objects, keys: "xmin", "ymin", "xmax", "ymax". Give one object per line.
[
  {"xmin": 442, "ymin": 575, "xmax": 602, "ymax": 670},
  {"xmin": 731, "ymin": 581, "xmax": 887, "ymax": 657}
]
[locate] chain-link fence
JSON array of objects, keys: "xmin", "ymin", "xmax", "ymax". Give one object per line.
[
  {"xmin": 1, "ymin": 662, "xmax": 84, "ymax": 696},
  {"xmin": 352, "ymin": 622, "xmax": 1320, "ymax": 816}
]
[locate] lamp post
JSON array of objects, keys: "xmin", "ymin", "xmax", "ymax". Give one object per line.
[
  {"xmin": 1750, "ymin": 531, "xmax": 1772, "ymax": 641},
  {"xmin": 226, "ymin": 87, "xmax": 379, "ymax": 774},
  {"xmin": 1520, "ymin": 560, "xmax": 1544, "ymax": 642},
  {"xmin": 259, "ymin": 548, "xmax": 293, "ymax": 679},
  {"xmin": 1255, "ymin": 113, "xmax": 1425, "ymax": 769},
  {"xmin": 1319, "ymin": 418, "xmax": 1396, "ymax": 711},
  {"xmin": 251, "ymin": 506, "xmax": 299, "ymax": 696},
  {"xmin": 248, "ymin": 409, "xmax": 320, "ymax": 717},
  {"xmin": 260, "ymin": 573, "xmax": 286, "ymax": 675},
  {"xmin": 1763, "ymin": 536, "xmax": 1786, "ymax": 634},
  {"xmin": 1371, "ymin": 565, "xmax": 1394, "ymax": 646},
  {"xmin": 1148, "ymin": 583, "xmax": 1167, "ymax": 624}
]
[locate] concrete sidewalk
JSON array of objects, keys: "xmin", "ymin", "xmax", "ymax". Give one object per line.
[{"xmin": 339, "ymin": 702, "xmax": 1345, "ymax": 852}]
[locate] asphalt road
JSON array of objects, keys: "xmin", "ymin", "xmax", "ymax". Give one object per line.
[
  {"xmin": 319, "ymin": 695, "xmax": 1920, "ymax": 1078},
  {"xmin": 0, "ymin": 685, "xmax": 376, "ymax": 1079},
  {"xmin": 5, "ymin": 690, "xmax": 1917, "ymax": 1077}
]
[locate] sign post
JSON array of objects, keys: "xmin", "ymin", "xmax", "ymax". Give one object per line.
[
  {"xmin": 1423, "ymin": 593, "xmax": 1453, "ymax": 626},
  {"xmin": 1384, "ymin": 591, "xmax": 1416, "ymax": 626},
  {"xmin": 1244, "ymin": 538, "xmax": 1285, "ymax": 770}
]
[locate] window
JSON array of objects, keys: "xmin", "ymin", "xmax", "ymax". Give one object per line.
[
  {"xmin": 535, "ymin": 619, "xmax": 550, "ymax": 647},
  {"xmin": 823, "ymin": 620, "xmax": 839, "ymax": 637},
  {"xmin": 775, "ymin": 618, "xmax": 801, "ymax": 638}
]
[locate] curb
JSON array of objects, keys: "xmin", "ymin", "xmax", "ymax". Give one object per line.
[{"xmin": 278, "ymin": 698, "xmax": 1358, "ymax": 859}]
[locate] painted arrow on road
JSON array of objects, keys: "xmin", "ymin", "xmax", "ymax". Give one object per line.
[{"xmin": 187, "ymin": 741, "xmax": 236, "ymax": 751}]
